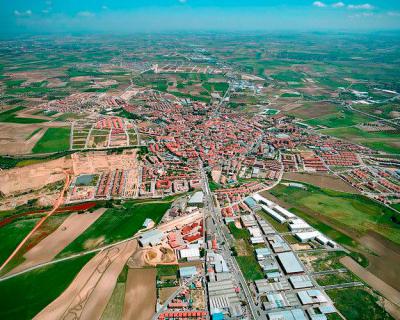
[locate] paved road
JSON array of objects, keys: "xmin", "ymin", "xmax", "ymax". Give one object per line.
[{"xmin": 200, "ymin": 164, "xmax": 263, "ymax": 320}]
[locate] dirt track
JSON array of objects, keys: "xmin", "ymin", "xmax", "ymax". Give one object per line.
[
  {"xmin": 34, "ymin": 240, "xmax": 138, "ymax": 320},
  {"xmin": 9, "ymin": 209, "xmax": 106, "ymax": 274},
  {"xmin": 123, "ymin": 268, "xmax": 157, "ymax": 320}
]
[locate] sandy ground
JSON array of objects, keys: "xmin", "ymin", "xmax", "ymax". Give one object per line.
[
  {"xmin": 10, "ymin": 209, "xmax": 106, "ymax": 274},
  {"xmin": 71, "ymin": 150, "xmax": 138, "ymax": 176},
  {"xmin": 0, "ymin": 188, "xmax": 59, "ymax": 211},
  {"xmin": 34, "ymin": 240, "xmax": 138, "ymax": 320},
  {"xmin": 340, "ymin": 256, "xmax": 400, "ymax": 315},
  {"xmin": 283, "ymin": 172, "xmax": 359, "ymax": 193},
  {"xmin": 0, "ymin": 150, "xmax": 138, "ymax": 198},
  {"xmin": 123, "ymin": 268, "xmax": 157, "ymax": 320},
  {"xmin": 0, "ymin": 157, "xmax": 71, "ymax": 196},
  {"xmin": 0, "ymin": 123, "xmax": 46, "ymax": 155}
]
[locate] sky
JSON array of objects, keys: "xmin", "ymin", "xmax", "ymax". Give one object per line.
[{"xmin": 1, "ymin": 0, "xmax": 400, "ymax": 35}]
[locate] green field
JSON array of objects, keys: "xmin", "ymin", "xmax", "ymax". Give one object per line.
[
  {"xmin": 156, "ymin": 264, "xmax": 178, "ymax": 277},
  {"xmin": 32, "ymin": 127, "xmax": 71, "ymax": 153},
  {"xmin": 320, "ymin": 127, "xmax": 400, "ymax": 154},
  {"xmin": 236, "ymin": 255, "xmax": 264, "ymax": 281},
  {"xmin": 316, "ymin": 272, "xmax": 359, "ymax": 286},
  {"xmin": 0, "ymin": 219, "xmax": 38, "ymax": 265},
  {"xmin": 269, "ymin": 183, "xmax": 400, "ymax": 246},
  {"xmin": 58, "ymin": 200, "xmax": 173, "ymax": 257},
  {"xmin": 306, "ymin": 109, "xmax": 373, "ymax": 128},
  {"xmin": 228, "ymin": 222, "xmax": 250, "ymax": 240},
  {"xmin": 0, "ymin": 253, "xmax": 94, "ymax": 320},
  {"xmin": 327, "ymin": 288, "xmax": 393, "ymax": 320},
  {"xmin": 0, "ymin": 106, "xmax": 48, "ymax": 124}
]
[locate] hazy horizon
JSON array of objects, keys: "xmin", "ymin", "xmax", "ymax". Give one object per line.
[{"xmin": 2, "ymin": 0, "xmax": 400, "ymax": 35}]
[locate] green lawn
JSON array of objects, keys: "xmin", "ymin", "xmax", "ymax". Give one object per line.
[
  {"xmin": 32, "ymin": 127, "xmax": 71, "ymax": 153},
  {"xmin": 0, "ymin": 218, "xmax": 38, "ymax": 266},
  {"xmin": 236, "ymin": 255, "xmax": 264, "ymax": 281},
  {"xmin": 0, "ymin": 253, "xmax": 94, "ymax": 320},
  {"xmin": 270, "ymin": 183, "xmax": 400, "ymax": 246},
  {"xmin": 58, "ymin": 200, "xmax": 173, "ymax": 257},
  {"xmin": 327, "ymin": 288, "xmax": 393, "ymax": 320}
]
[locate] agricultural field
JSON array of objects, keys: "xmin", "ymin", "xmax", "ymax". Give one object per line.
[
  {"xmin": 0, "ymin": 106, "xmax": 48, "ymax": 124},
  {"xmin": 32, "ymin": 127, "xmax": 71, "ymax": 154},
  {"xmin": 268, "ymin": 183, "xmax": 400, "ymax": 246},
  {"xmin": 58, "ymin": 199, "xmax": 173, "ymax": 257},
  {"xmin": 320, "ymin": 127, "xmax": 400, "ymax": 154},
  {"xmin": 305, "ymin": 108, "xmax": 374, "ymax": 128},
  {"xmin": 0, "ymin": 253, "xmax": 95, "ymax": 319}
]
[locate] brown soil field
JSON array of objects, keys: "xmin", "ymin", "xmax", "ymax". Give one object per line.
[
  {"xmin": 360, "ymin": 232, "xmax": 400, "ymax": 291},
  {"xmin": 340, "ymin": 256, "xmax": 400, "ymax": 309},
  {"xmin": 289, "ymin": 102, "xmax": 337, "ymax": 119},
  {"xmin": 283, "ymin": 172, "xmax": 359, "ymax": 193},
  {"xmin": 10, "ymin": 209, "xmax": 107, "ymax": 274},
  {"xmin": 123, "ymin": 268, "xmax": 157, "ymax": 320},
  {"xmin": 0, "ymin": 157, "xmax": 71, "ymax": 196},
  {"xmin": 0, "ymin": 123, "xmax": 46, "ymax": 155},
  {"xmin": 71, "ymin": 150, "xmax": 138, "ymax": 175},
  {"xmin": 6, "ymin": 70, "xmax": 64, "ymax": 83},
  {"xmin": 159, "ymin": 286, "xmax": 179, "ymax": 305},
  {"xmin": 35, "ymin": 240, "xmax": 138, "ymax": 320}
]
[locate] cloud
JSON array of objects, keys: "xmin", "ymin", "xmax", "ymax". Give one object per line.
[
  {"xmin": 348, "ymin": 4, "xmax": 374, "ymax": 10},
  {"xmin": 14, "ymin": 10, "xmax": 32, "ymax": 17},
  {"xmin": 102, "ymin": 5, "xmax": 108, "ymax": 10},
  {"xmin": 313, "ymin": 1, "xmax": 326, "ymax": 7},
  {"xmin": 77, "ymin": 11, "xmax": 95, "ymax": 17},
  {"xmin": 332, "ymin": 2, "xmax": 345, "ymax": 8},
  {"xmin": 349, "ymin": 12, "xmax": 374, "ymax": 19},
  {"xmin": 388, "ymin": 11, "xmax": 400, "ymax": 17}
]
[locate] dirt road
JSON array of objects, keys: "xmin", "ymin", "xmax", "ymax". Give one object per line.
[
  {"xmin": 9, "ymin": 208, "xmax": 106, "ymax": 275},
  {"xmin": 0, "ymin": 170, "xmax": 71, "ymax": 273}
]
